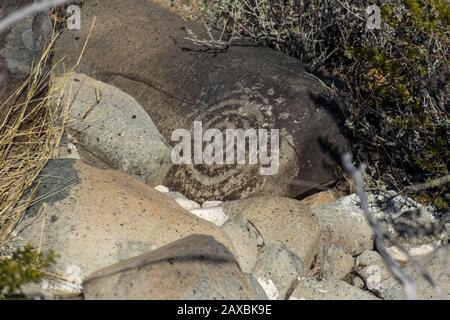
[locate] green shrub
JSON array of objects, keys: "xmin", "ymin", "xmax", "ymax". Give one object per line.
[
  {"xmin": 0, "ymin": 245, "xmax": 56, "ymax": 299},
  {"xmin": 197, "ymin": 0, "xmax": 450, "ymax": 212}
]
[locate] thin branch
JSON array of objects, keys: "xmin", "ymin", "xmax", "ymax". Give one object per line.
[
  {"xmin": 0, "ymin": 0, "xmax": 73, "ymax": 34},
  {"xmin": 404, "ymin": 175, "xmax": 450, "ymax": 192},
  {"xmin": 342, "ymin": 153, "xmax": 417, "ymax": 300}
]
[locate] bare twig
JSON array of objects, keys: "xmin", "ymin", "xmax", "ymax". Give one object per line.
[
  {"xmin": 0, "ymin": 0, "xmax": 72, "ymax": 33},
  {"xmin": 403, "ymin": 175, "xmax": 450, "ymax": 193},
  {"xmin": 342, "ymin": 153, "xmax": 417, "ymax": 300}
]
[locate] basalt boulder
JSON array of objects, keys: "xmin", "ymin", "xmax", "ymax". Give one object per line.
[{"xmin": 53, "ymin": 0, "xmax": 348, "ymax": 202}]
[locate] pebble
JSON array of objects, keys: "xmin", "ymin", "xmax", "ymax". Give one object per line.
[
  {"xmin": 189, "ymin": 208, "xmax": 229, "ymax": 226},
  {"xmin": 202, "ymin": 200, "xmax": 223, "ymax": 209},
  {"xmin": 154, "ymin": 185, "xmax": 169, "ymax": 193}
]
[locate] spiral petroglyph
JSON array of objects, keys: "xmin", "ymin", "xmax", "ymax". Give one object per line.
[
  {"xmin": 164, "ymin": 91, "xmax": 298, "ymax": 203},
  {"xmin": 52, "ymin": 0, "xmax": 348, "ymax": 201}
]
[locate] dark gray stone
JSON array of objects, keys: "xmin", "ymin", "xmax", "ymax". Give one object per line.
[
  {"xmin": 53, "ymin": 0, "xmax": 348, "ymax": 202},
  {"xmin": 26, "ymin": 159, "xmax": 80, "ymax": 217}
]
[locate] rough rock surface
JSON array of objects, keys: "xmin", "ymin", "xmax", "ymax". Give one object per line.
[
  {"xmin": 52, "ymin": 0, "xmax": 348, "ymax": 203},
  {"xmin": 320, "ymin": 245, "xmax": 354, "ymax": 281},
  {"xmin": 354, "ymin": 250, "xmax": 391, "ymax": 292},
  {"xmin": 54, "ymin": 73, "xmax": 172, "ymax": 186},
  {"xmin": 83, "ymin": 235, "xmax": 267, "ymax": 300},
  {"xmin": 152, "ymin": 0, "xmax": 209, "ymax": 16},
  {"xmin": 310, "ymin": 194, "xmax": 374, "ymax": 255},
  {"xmin": 290, "ymin": 278, "xmax": 378, "ymax": 300},
  {"xmin": 299, "ymin": 190, "xmax": 337, "ymax": 208},
  {"xmin": 11, "ymin": 160, "xmax": 232, "ymax": 294},
  {"xmin": 221, "ymin": 218, "xmax": 263, "ymax": 273},
  {"xmin": 0, "ymin": 5, "xmax": 51, "ymax": 74},
  {"xmin": 253, "ymin": 244, "xmax": 304, "ymax": 300},
  {"xmin": 378, "ymin": 251, "xmax": 450, "ymax": 300},
  {"xmin": 221, "ymin": 197, "xmax": 322, "ymax": 269}
]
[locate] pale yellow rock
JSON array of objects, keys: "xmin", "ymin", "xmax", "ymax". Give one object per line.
[
  {"xmin": 300, "ymin": 190, "xmax": 337, "ymax": 208},
  {"xmin": 12, "ymin": 160, "xmax": 232, "ymax": 295},
  {"xmin": 221, "ymin": 197, "xmax": 322, "ymax": 269}
]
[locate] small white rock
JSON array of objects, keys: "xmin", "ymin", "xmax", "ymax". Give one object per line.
[
  {"xmin": 154, "ymin": 185, "xmax": 169, "ymax": 193},
  {"xmin": 202, "ymin": 200, "xmax": 223, "ymax": 209},
  {"xmin": 386, "ymin": 244, "xmax": 436, "ymax": 263},
  {"xmin": 256, "ymin": 277, "xmax": 279, "ymax": 300},
  {"xmin": 189, "ymin": 207, "xmax": 228, "ymax": 226},
  {"xmin": 409, "ymin": 244, "xmax": 435, "ymax": 257},
  {"xmin": 67, "ymin": 142, "xmax": 81, "ymax": 159},
  {"xmin": 175, "ymin": 198, "xmax": 201, "ymax": 211},
  {"xmin": 385, "ymin": 246, "xmax": 409, "ymax": 263}
]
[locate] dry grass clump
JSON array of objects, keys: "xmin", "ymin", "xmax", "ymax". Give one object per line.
[
  {"xmin": 0, "ymin": 31, "xmax": 69, "ymax": 247},
  {"xmin": 0, "ymin": 7, "xmax": 94, "ymax": 250}
]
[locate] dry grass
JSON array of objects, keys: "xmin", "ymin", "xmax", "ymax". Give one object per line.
[
  {"xmin": 0, "ymin": 8, "xmax": 96, "ymax": 248},
  {"xmin": 0, "ymin": 31, "xmax": 70, "ymax": 247}
]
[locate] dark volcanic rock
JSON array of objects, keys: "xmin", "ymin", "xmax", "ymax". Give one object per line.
[{"xmin": 53, "ymin": 0, "xmax": 348, "ymax": 202}]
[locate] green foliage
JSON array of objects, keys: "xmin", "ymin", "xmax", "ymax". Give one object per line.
[
  {"xmin": 201, "ymin": 0, "xmax": 450, "ymax": 212},
  {"xmin": 0, "ymin": 245, "xmax": 56, "ymax": 299}
]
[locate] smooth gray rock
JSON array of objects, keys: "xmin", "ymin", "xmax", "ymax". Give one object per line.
[
  {"xmin": 354, "ymin": 250, "xmax": 391, "ymax": 292},
  {"xmin": 54, "ymin": 73, "xmax": 172, "ymax": 186},
  {"xmin": 0, "ymin": 10, "xmax": 51, "ymax": 74},
  {"xmin": 0, "ymin": 1, "xmax": 52, "ymax": 122},
  {"xmin": 83, "ymin": 235, "xmax": 268, "ymax": 300}
]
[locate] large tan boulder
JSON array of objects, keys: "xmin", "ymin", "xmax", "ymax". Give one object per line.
[
  {"xmin": 220, "ymin": 197, "xmax": 322, "ymax": 269},
  {"xmin": 290, "ymin": 278, "xmax": 378, "ymax": 300},
  {"xmin": 378, "ymin": 251, "xmax": 450, "ymax": 300},
  {"xmin": 83, "ymin": 235, "xmax": 268, "ymax": 300},
  {"xmin": 310, "ymin": 194, "xmax": 374, "ymax": 255},
  {"xmin": 11, "ymin": 159, "xmax": 232, "ymax": 295}
]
